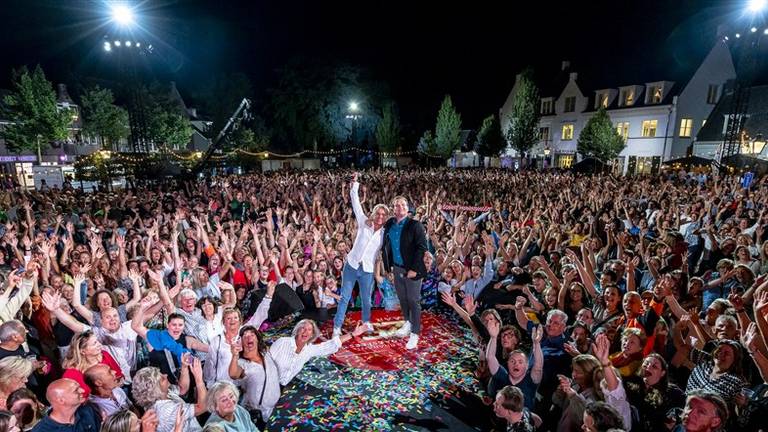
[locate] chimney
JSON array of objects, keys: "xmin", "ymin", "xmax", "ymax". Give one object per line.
[
  {"xmin": 561, "ymin": 61, "xmax": 570, "ymax": 71},
  {"xmin": 569, "ymin": 72, "xmax": 578, "ymax": 81}
]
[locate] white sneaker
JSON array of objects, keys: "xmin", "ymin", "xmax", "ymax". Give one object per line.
[
  {"xmin": 406, "ymin": 333, "xmax": 419, "ymax": 350},
  {"xmin": 363, "ymin": 322, "xmax": 374, "ymax": 333},
  {"xmin": 332, "ymin": 327, "xmax": 341, "ymax": 338},
  {"xmin": 393, "ymin": 321, "xmax": 411, "ymax": 338}
]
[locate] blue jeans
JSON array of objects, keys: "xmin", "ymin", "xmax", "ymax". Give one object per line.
[{"xmin": 333, "ymin": 262, "xmax": 374, "ymax": 329}]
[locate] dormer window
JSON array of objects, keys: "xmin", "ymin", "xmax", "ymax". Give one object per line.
[
  {"xmin": 596, "ymin": 93, "xmax": 609, "ymax": 109},
  {"xmin": 647, "ymin": 85, "xmax": 663, "ymax": 104},
  {"xmin": 564, "ymin": 96, "xmax": 576, "ymax": 113},
  {"xmin": 541, "ymin": 99, "xmax": 553, "ymax": 115},
  {"xmin": 621, "ymin": 89, "xmax": 635, "ymax": 106}
]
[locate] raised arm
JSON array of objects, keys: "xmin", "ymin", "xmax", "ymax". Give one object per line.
[
  {"xmin": 530, "ymin": 325, "xmax": 544, "ymax": 384},
  {"xmin": 42, "ymin": 291, "xmax": 88, "ymax": 333},
  {"xmin": 485, "ymin": 318, "xmax": 501, "ymax": 375},
  {"xmin": 349, "ymin": 173, "xmax": 367, "ymax": 225}
]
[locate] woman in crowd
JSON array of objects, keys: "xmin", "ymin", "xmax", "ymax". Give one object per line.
[
  {"xmin": 623, "ymin": 353, "xmax": 685, "ymax": 432},
  {"xmin": 204, "ymin": 382, "xmax": 259, "ymax": 432},
  {"xmin": 227, "ymin": 325, "xmax": 280, "ymax": 429},
  {"xmin": 0, "ymin": 358, "xmax": 33, "ymax": 414},
  {"xmin": 60, "ymin": 331, "xmax": 123, "ymax": 398},
  {"xmin": 132, "ymin": 361, "xmax": 207, "ymax": 432}
]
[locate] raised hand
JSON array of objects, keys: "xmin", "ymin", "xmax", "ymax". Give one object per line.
[
  {"xmin": 141, "ymin": 409, "xmax": 159, "ymax": 432},
  {"xmin": 463, "ymin": 295, "xmax": 478, "ymax": 316},
  {"xmin": 514, "ymin": 296, "xmax": 527, "ymax": 310},
  {"xmin": 440, "ymin": 291, "xmax": 457, "ymax": 307},
  {"xmin": 486, "ymin": 317, "xmax": 500, "ymax": 337},
  {"xmin": 267, "ymin": 280, "xmax": 277, "ymax": 298},
  {"xmin": 42, "ymin": 291, "xmax": 62, "ymax": 312},
  {"xmin": 532, "ymin": 325, "xmax": 544, "ymax": 344},
  {"xmin": 591, "ymin": 333, "xmax": 611, "ymax": 364},
  {"xmin": 728, "ymin": 288, "xmax": 745, "ymax": 311}
]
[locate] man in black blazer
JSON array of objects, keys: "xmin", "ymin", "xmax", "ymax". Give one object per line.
[{"xmin": 382, "ymin": 196, "xmax": 428, "ymax": 350}]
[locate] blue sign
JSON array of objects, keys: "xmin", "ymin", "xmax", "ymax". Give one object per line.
[{"xmin": 742, "ymin": 171, "xmax": 754, "ymax": 189}]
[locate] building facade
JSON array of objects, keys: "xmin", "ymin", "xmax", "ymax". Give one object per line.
[{"xmin": 500, "ymin": 40, "xmax": 735, "ymax": 174}]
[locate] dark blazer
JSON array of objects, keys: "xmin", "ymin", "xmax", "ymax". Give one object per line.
[{"xmin": 382, "ymin": 216, "xmax": 428, "ymax": 278}]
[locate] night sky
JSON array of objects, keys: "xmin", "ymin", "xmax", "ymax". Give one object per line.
[{"xmin": 0, "ymin": 0, "xmax": 756, "ymax": 133}]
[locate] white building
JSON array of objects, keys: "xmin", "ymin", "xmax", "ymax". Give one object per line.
[{"xmin": 500, "ymin": 40, "xmax": 735, "ymax": 174}]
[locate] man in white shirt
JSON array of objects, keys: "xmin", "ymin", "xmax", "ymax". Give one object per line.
[
  {"xmin": 332, "ymin": 173, "xmax": 390, "ymax": 338},
  {"xmin": 85, "ymin": 364, "xmax": 131, "ymax": 418},
  {"xmin": 272, "ymin": 319, "xmax": 366, "ymax": 386}
]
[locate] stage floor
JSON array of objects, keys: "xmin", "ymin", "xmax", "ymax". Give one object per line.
[{"xmin": 264, "ymin": 309, "xmax": 492, "ymax": 431}]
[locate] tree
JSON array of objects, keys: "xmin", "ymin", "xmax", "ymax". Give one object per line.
[
  {"xmin": 81, "ymin": 86, "xmax": 130, "ymax": 150},
  {"xmin": 375, "ymin": 102, "xmax": 400, "ymax": 153},
  {"xmin": 267, "ymin": 60, "xmax": 389, "ymax": 152},
  {"xmin": 148, "ymin": 110, "xmax": 193, "ymax": 150},
  {"xmin": 0, "ymin": 65, "xmax": 72, "ymax": 153},
  {"xmin": 434, "ymin": 95, "xmax": 462, "ymax": 158},
  {"xmin": 577, "ymin": 107, "xmax": 626, "ymax": 163},
  {"xmin": 475, "ymin": 114, "xmax": 506, "ymax": 157},
  {"xmin": 506, "ymin": 69, "xmax": 541, "ymax": 158}
]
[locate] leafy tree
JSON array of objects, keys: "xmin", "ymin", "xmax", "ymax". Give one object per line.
[
  {"xmin": 148, "ymin": 109, "xmax": 193, "ymax": 150},
  {"xmin": 197, "ymin": 73, "xmax": 253, "ymax": 140},
  {"xmin": 577, "ymin": 107, "xmax": 625, "ymax": 162},
  {"xmin": 506, "ymin": 69, "xmax": 541, "ymax": 157},
  {"xmin": 434, "ymin": 95, "xmax": 462, "ymax": 158},
  {"xmin": 375, "ymin": 102, "xmax": 400, "ymax": 153},
  {"xmin": 475, "ymin": 114, "xmax": 506, "ymax": 157},
  {"xmin": 0, "ymin": 65, "xmax": 72, "ymax": 153},
  {"xmin": 267, "ymin": 60, "xmax": 389, "ymax": 152},
  {"xmin": 417, "ymin": 130, "xmax": 437, "ymax": 156},
  {"xmin": 81, "ymin": 86, "xmax": 129, "ymax": 150}
]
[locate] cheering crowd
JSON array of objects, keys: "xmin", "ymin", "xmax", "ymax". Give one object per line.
[{"xmin": 0, "ymin": 168, "xmax": 767, "ymax": 432}]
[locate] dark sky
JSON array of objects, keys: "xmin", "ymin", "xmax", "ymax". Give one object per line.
[{"xmin": 0, "ymin": 0, "xmax": 757, "ymax": 133}]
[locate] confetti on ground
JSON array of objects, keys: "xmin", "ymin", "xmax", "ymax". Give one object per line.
[{"xmin": 264, "ymin": 309, "xmax": 490, "ymax": 431}]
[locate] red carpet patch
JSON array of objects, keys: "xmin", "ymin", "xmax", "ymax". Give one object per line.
[{"xmin": 323, "ymin": 309, "xmax": 461, "ymax": 371}]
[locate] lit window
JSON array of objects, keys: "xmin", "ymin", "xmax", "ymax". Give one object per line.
[
  {"xmin": 621, "ymin": 89, "xmax": 635, "ymax": 106},
  {"xmin": 558, "ymin": 155, "xmax": 574, "ymax": 168},
  {"xmin": 641, "ymin": 120, "xmax": 658, "ymax": 137},
  {"xmin": 648, "ymin": 86, "xmax": 662, "ymax": 104},
  {"xmin": 539, "ymin": 127, "xmax": 550, "ymax": 142},
  {"xmin": 679, "ymin": 118, "xmax": 693, "ymax": 137},
  {"xmin": 616, "ymin": 122, "xmax": 630, "ymax": 141},
  {"xmin": 596, "ymin": 93, "xmax": 609, "ymax": 109},
  {"xmin": 562, "ymin": 124, "xmax": 574, "ymax": 140}
]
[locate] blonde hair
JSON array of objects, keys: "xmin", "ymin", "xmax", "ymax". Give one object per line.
[
  {"xmin": 132, "ymin": 367, "xmax": 168, "ymax": 409},
  {"xmin": 206, "ymin": 381, "xmax": 240, "ymax": 414},
  {"xmin": 0, "ymin": 357, "xmax": 34, "ymax": 390},
  {"xmin": 371, "ymin": 203, "xmax": 391, "ymax": 217},
  {"xmin": 62, "ymin": 331, "xmax": 100, "ymax": 371}
]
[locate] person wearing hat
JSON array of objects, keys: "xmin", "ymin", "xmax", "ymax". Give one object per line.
[{"xmin": 674, "ymin": 390, "xmax": 728, "ymax": 432}]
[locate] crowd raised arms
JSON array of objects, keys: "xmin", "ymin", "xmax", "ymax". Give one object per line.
[{"xmin": 0, "ymin": 168, "xmax": 767, "ymax": 431}]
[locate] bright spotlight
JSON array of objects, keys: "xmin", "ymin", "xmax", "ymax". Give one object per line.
[
  {"xmin": 125, "ymin": 40, "xmax": 132, "ymax": 47},
  {"xmin": 114, "ymin": 40, "xmax": 121, "ymax": 46},
  {"xmin": 752, "ymin": 27, "xmax": 758, "ymax": 32},
  {"xmin": 765, "ymin": 28, "xmax": 768, "ymax": 34},
  {"xmin": 748, "ymin": 0, "xmax": 767, "ymax": 13},
  {"xmin": 103, "ymin": 42, "xmax": 112, "ymax": 52},
  {"xmin": 736, "ymin": 33, "xmax": 742, "ymax": 38},
  {"xmin": 135, "ymin": 42, "xmax": 141, "ymax": 47},
  {"xmin": 725, "ymin": 35, "xmax": 730, "ymax": 40},
  {"xmin": 349, "ymin": 101, "xmax": 359, "ymax": 111},
  {"xmin": 111, "ymin": 5, "xmax": 134, "ymax": 26}
]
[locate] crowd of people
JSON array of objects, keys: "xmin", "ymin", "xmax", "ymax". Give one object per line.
[{"xmin": 0, "ymin": 167, "xmax": 767, "ymax": 432}]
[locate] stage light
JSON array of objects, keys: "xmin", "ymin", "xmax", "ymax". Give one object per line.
[
  {"xmin": 748, "ymin": 0, "xmax": 766, "ymax": 13},
  {"xmin": 125, "ymin": 41, "xmax": 132, "ymax": 47},
  {"xmin": 736, "ymin": 33, "xmax": 742, "ymax": 38},
  {"xmin": 764, "ymin": 28, "xmax": 768, "ymax": 34},
  {"xmin": 114, "ymin": 40, "xmax": 121, "ymax": 46},
  {"xmin": 349, "ymin": 101, "xmax": 359, "ymax": 111},
  {"xmin": 104, "ymin": 42, "xmax": 112, "ymax": 52},
  {"xmin": 752, "ymin": 27, "xmax": 758, "ymax": 32},
  {"xmin": 111, "ymin": 5, "xmax": 134, "ymax": 26},
  {"xmin": 135, "ymin": 42, "xmax": 141, "ymax": 47}
]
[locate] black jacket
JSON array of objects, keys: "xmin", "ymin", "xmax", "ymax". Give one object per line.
[{"xmin": 382, "ymin": 216, "xmax": 428, "ymax": 278}]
